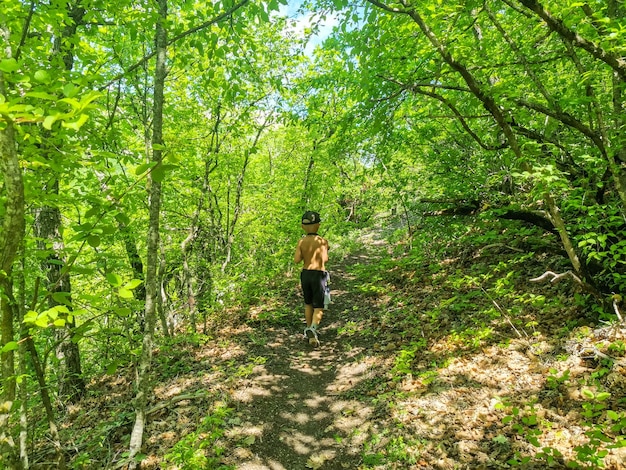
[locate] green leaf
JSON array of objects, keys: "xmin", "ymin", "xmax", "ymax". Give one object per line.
[
  {"xmin": 1, "ymin": 341, "xmax": 18, "ymax": 353},
  {"xmin": 62, "ymin": 114, "xmax": 89, "ymax": 131},
  {"xmin": 135, "ymin": 162, "xmax": 152, "ymax": 175},
  {"xmin": 85, "ymin": 206, "xmax": 100, "ymax": 218},
  {"xmin": 595, "ymin": 392, "xmax": 611, "ymax": 401},
  {"xmin": 46, "ymin": 305, "xmax": 69, "ymax": 315},
  {"xmin": 115, "ymin": 212, "xmax": 131, "ymax": 225},
  {"xmin": 124, "ymin": 279, "xmax": 143, "ymax": 290},
  {"xmin": 77, "ymin": 91, "xmax": 102, "ymax": 108},
  {"xmin": 43, "ymin": 114, "xmax": 58, "ymax": 130},
  {"xmin": 23, "ymin": 311, "xmax": 38, "ymax": 324},
  {"xmin": 106, "ymin": 273, "xmax": 122, "ymax": 287},
  {"xmin": 114, "ymin": 307, "xmax": 132, "ymax": 317},
  {"xmin": 0, "ymin": 58, "xmax": 19, "ymax": 73},
  {"xmin": 63, "ymin": 83, "xmax": 78, "ymax": 98},
  {"xmin": 33, "ymin": 70, "xmax": 51, "ymax": 83},
  {"xmin": 35, "ymin": 314, "xmax": 49, "ymax": 328},
  {"xmin": 101, "ymin": 224, "xmax": 116, "ymax": 235},
  {"xmin": 151, "ymin": 168, "xmax": 165, "ymax": 182},
  {"xmin": 152, "ymin": 164, "xmax": 177, "ymax": 182},
  {"xmin": 106, "ymin": 361, "xmax": 120, "ymax": 374},
  {"xmin": 118, "ymin": 288, "xmax": 133, "ymax": 299},
  {"xmin": 52, "ymin": 292, "xmax": 72, "ymax": 306},
  {"xmin": 582, "ymin": 389, "xmax": 595, "ymax": 400},
  {"xmin": 75, "ymin": 222, "xmax": 93, "ymax": 232},
  {"xmin": 87, "ymin": 235, "xmax": 101, "ymax": 247},
  {"xmin": 24, "ymin": 91, "xmax": 58, "ymax": 100},
  {"xmin": 59, "ymin": 97, "xmax": 81, "ymax": 110}
]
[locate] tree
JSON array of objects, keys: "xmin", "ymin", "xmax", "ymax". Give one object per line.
[
  {"xmin": 0, "ymin": 17, "xmax": 26, "ymax": 468},
  {"xmin": 310, "ymin": 0, "xmax": 626, "ymax": 310}
]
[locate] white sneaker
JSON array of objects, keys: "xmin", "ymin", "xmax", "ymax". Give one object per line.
[{"xmin": 305, "ymin": 325, "xmax": 320, "ymax": 346}]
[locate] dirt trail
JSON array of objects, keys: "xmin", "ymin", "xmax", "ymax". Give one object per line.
[{"xmin": 224, "ymin": 234, "xmax": 388, "ymax": 469}]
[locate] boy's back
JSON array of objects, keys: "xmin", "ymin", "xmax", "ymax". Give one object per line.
[{"xmin": 295, "ymin": 234, "xmax": 328, "ymax": 271}]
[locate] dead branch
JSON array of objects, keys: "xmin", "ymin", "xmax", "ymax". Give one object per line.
[
  {"xmin": 613, "ymin": 298, "xmax": 624, "ymax": 323},
  {"xmin": 480, "ymin": 243, "xmax": 525, "ymax": 253},
  {"xmin": 481, "ymin": 287, "xmax": 528, "ymax": 340},
  {"xmin": 530, "ymin": 270, "xmax": 604, "ymax": 304},
  {"xmin": 147, "ymin": 390, "xmax": 209, "ymax": 416},
  {"xmin": 530, "ymin": 270, "xmax": 583, "ymax": 284}
]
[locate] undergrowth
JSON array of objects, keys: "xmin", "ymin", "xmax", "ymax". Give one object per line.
[
  {"xmin": 24, "ymin": 214, "xmax": 626, "ymax": 469},
  {"xmin": 337, "ymin": 215, "xmax": 626, "ymax": 469}
]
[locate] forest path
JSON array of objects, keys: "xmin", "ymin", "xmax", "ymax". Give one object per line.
[{"xmin": 222, "ymin": 226, "xmax": 391, "ymax": 469}]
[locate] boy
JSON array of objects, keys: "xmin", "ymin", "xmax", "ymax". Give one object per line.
[{"xmin": 294, "ymin": 210, "xmax": 329, "ymax": 346}]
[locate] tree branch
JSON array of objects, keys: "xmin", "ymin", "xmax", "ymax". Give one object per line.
[
  {"xmin": 516, "ymin": 0, "xmax": 626, "ymax": 79},
  {"xmin": 100, "ymin": 0, "xmax": 251, "ymax": 90},
  {"xmin": 366, "ymin": 0, "xmax": 409, "ymax": 14},
  {"xmin": 515, "ymin": 98, "xmax": 607, "ymax": 158},
  {"xmin": 530, "ymin": 270, "xmax": 582, "ymax": 284},
  {"xmin": 377, "ymin": 75, "xmax": 506, "ymax": 150},
  {"xmin": 530, "ymin": 269, "xmax": 602, "ymax": 298}
]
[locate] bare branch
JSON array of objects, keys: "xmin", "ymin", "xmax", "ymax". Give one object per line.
[
  {"xmin": 613, "ymin": 299, "xmax": 624, "ymax": 323},
  {"xmin": 530, "ymin": 270, "xmax": 583, "ymax": 284}
]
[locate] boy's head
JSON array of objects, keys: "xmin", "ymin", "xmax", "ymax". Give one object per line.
[{"xmin": 301, "ymin": 211, "xmax": 321, "ymax": 233}]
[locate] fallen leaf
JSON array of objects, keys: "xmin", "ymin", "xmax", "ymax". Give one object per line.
[{"xmin": 306, "ymin": 455, "xmax": 327, "ymax": 469}]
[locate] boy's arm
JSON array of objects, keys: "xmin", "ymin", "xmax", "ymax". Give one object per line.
[
  {"xmin": 323, "ymin": 239, "xmax": 329, "ymax": 263},
  {"xmin": 294, "ymin": 239, "xmax": 303, "ymax": 264}
]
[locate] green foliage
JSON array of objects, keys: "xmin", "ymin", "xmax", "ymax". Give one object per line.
[
  {"xmin": 498, "ymin": 384, "xmax": 626, "ymax": 468},
  {"xmin": 362, "ymin": 431, "xmax": 422, "ymax": 468},
  {"xmin": 162, "ymin": 403, "xmax": 235, "ymax": 470},
  {"xmin": 392, "ymin": 340, "xmax": 427, "ymax": 381},
  {"xmin": 546, "ymin": 368, "xmax": 571, "ymax": 390}
]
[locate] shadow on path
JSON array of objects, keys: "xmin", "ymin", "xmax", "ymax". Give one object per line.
[{"xmin": 224, "ymin": 231, "xmax": 388, "ymax": 469}]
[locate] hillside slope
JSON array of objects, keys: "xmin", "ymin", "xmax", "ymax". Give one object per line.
[{"xmin": 36, "ymin": 216, "xmax": 626, "ymax": 469}]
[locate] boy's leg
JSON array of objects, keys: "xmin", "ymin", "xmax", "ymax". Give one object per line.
[
  {"xmin": 312, "ymin": 308, "xmax": 324, "ymax": 327},
  {"xmin": 304, "ymin": 308, "xmax": 323, "ymax": 346},
  {"xmin": 304, "ymin": 304, "xmax": 314, "ymax": 327}
]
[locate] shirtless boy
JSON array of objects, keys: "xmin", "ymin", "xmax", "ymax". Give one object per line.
[{"xmin": 294, "ymin": 211, "xmax": 329, "ymax": 346}]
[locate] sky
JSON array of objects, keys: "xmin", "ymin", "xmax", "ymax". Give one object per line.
[{"xmin": 278, "ymin": 0, "xmax": 339, "ymax": 56}]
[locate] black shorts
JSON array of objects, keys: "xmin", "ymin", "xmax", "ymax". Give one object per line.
[{"xmin": 300, "ymin": 269, "xmax": 329, "ymax": 308}]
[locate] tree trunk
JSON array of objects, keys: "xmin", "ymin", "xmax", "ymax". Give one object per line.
[
  {"xmin": 128, "ymin": 0, "xmax": 168, "ymax": 465},
  {"xmin": 158, "ymin": 244, "xmax": 170, "ymax": 337},
  {"xmin": 24, "ymin": 331, "xmax": 66, "ymax": 469},
  {"xmin": 222, "ymin": 118, "xmax": 270, "ymax": 272},
  {"xmin": 119, "ymin": 221, "xmax": 146, "ymax": 302},
  {"xmin": 18, "ymin": 252, "xmax": 29, "ymax": 469},
  {"xmin": 0, "ymin": 23, "xmax": 26, "ymax": 404},
  {"xmin": 33, "ymin": 186, "xmax": 86, "ymax": 402}
]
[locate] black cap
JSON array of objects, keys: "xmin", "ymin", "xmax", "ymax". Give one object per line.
[{"xmin": 301, "ymin": 211, "xmax": 321, "ymax": 225}]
